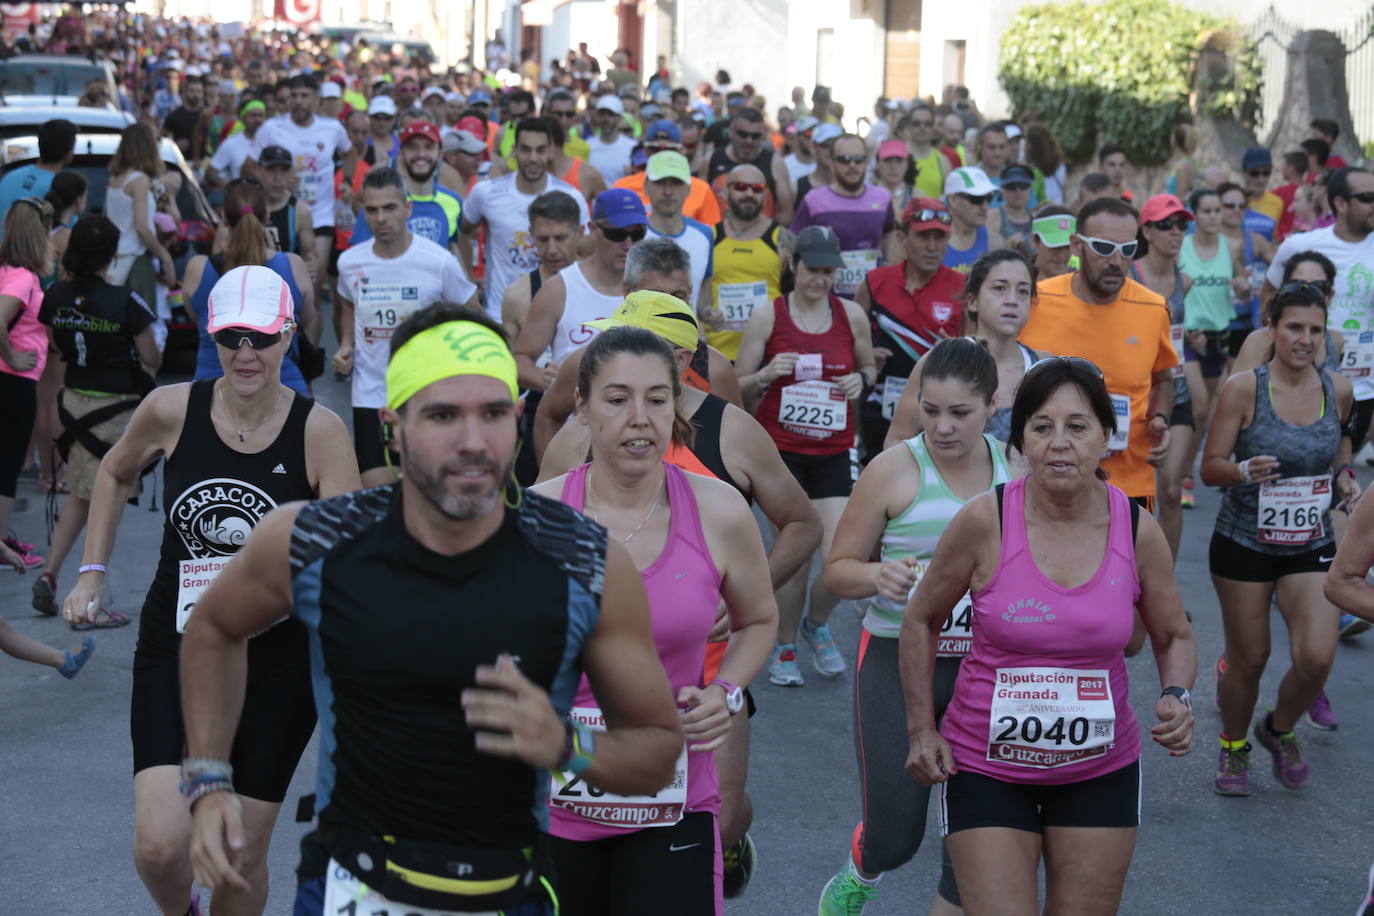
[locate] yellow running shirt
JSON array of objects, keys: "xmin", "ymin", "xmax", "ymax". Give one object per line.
[{"xmin": 707, "ymin": 221, "xmax": 784, "ymax": 360}]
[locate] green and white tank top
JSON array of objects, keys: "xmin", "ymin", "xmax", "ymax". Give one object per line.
[{"xmin": 863, "ymin": 431, "xmax": 1012, "ymax": 642}]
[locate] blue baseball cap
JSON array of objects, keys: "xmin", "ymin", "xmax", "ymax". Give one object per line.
[
  {"xmin": 593, "ymin": 188, "xmax": 648, "ymax": 228},
  {"xmin": 1242, "ymin": 146, "xmax": 1272, "ymax": 171},
  {"xmin": 467, "ymin": 89, "xmax": 493, "ymax": 106},
  {"xmin": 644, "ymin": 119, "xmax": 681, "ymax": 143}
]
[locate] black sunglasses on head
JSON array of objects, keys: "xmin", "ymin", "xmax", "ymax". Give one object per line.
[
  {"xmin": 598, "ymin": 222, "xmax": 647, "ymax": 243},
  {"xmin": 1276, "ymin": 280, "xmax": 1331, "ymax": 299},
  {"xmin": 213, "ymin": 328, "xmax": 283, "ymax": 350},
  {"xmin": 1028, "ymin": 354, "xmax": 1105, "ymax": 381}
]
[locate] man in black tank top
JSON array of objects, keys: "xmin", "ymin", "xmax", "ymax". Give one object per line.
[
  {"xmin": 178, "ymin": 302, "xmax": 684, "ymax": 916},
  {"xmin": 260, "ymin": 144, "xmax": 312, "ymax": 257},
  {"xmin": 702, "ymin": 108, "xmax": 796, "ymax": 226}
]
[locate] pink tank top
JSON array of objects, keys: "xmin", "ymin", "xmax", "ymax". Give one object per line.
[
  {"xmin": 550, "ymin": 461, "xmax": 723, "ymax": 840},
  {"xmin": 940, "ymin": 476, "xmax": 1141, "ymax": 784}
]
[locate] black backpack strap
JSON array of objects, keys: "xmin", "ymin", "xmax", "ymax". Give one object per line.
[
  {"xmin": 1130, "ymin": 496, "xmax": 1141, "ymax": 542},
  {"xmin": 995, "ymin": 483, "xmax": 1006, "ymax": 536}
]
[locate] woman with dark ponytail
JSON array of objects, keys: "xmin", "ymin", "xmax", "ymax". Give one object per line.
[
  {"xmin": 43, "ymin": 171, "xmax": 87, "ymax": 288},
  {"xmin": 183, "ymin": 177, "xmax": 317, "ymax": 395}
]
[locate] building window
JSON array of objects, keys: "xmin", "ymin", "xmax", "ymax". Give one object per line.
[
  {"xmin": 943, "ymin": 39, "xmax": 966, "ymax": 89},
  {"xmin": 816, "ymin": 28, "xmax": 834, "ymax": 89}
]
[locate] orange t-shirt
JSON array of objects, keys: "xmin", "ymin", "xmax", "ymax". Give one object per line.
[
  {"xmin": 1019, "ymin": 273, "xmax": 1178, "ymax": 498},
  {"xmin": 614, "ymin": 171, "xmax": 723, "ymax": 226}
]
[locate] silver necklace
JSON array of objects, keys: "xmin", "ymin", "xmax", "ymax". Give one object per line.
[
  {"xmin": 586, "ymin": 467, "xmax": 663, "ymax": 544},
  {"xmin": 218, "ymin": 385, "xmax": 284, "ymax": 443}
]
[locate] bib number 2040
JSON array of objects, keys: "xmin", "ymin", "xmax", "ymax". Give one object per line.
[{"xmin": 994, "ymin": 714, "xmax": 1094, "ymax": 747}]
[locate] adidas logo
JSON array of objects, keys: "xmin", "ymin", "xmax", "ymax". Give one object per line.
[{"xmin": 271, "ymin": 463, "xmax": 287, "ymax": 474}]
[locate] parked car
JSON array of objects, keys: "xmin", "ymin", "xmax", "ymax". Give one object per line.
[
  {"xmin": 0, "ymin": 105, "xmax": 132, "ymax": 147},
  {"xmin": 1, "ymin": 132, "xmax": 219, "ymax": 371},
  {"xmin": 0, "ymin": 55, "xmax": 119, "ymax": 109}
]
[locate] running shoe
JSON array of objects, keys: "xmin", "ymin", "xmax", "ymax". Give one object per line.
[
  {"xmin": 799, "ymin": 616, "xmax": 847, "ymax": 678},
  {"xmin": 1180, "ymin": 475, "xmax": 1195, "ymax": 509},
  {"xmin": 6, "ymin": 532, "xmax": 36, "ymax": 553},
  {"xmin": 722, "ymin": 832, "xmax": 756, "ymax": 899},
  {"xmin": 768, "ymin": 645, "xmax": 804, "ymax": 687},
  {"xmin": 1254, "ymin": 713, "xmax": 1309, "ymax": 789},
  {"xmin": 1213, "ymin": 655, "xmax": 1228, "ymax": 711},
  {"xmin": 1339, "ymin": 613, "xmax": 1372, "ymax": 640},
  {"xmin": 1305, "ymin": 690, "xmax": 1339, "ymax": 731},
  {"xmin": 1, "ymin": 536, "xmax": 42, "ymax": 569},
  {"xmin": 818, "ymin": 862, "xmax": 879, "ymax": 915},
  {"xmin": 1214, "ymin": 742, "xmax": 1252, "ymax": 796},
  {"xmin": 31, "ymin": 571, "xmax": 57, "ymax": 615}
]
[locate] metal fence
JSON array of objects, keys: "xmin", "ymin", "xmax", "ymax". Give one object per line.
[{"xmin": 1249, "ymin": 4, "xmax": 1374, "ymax": 146}]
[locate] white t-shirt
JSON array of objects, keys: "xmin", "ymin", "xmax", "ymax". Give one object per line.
[
  {"xmin": 209, "ymin": 131, "xmax": 253, "ymax": 182},
  {"xmin": 251, "ymin": 115, "xmax": 350, "ymax": 228},
  {"xmin": 645, "ymin": 217, "xmax": 714, "ymax": 310},
  {"xmin": 587, "ymin": 133, "xmax": 638, "ymax": 183},
  {"xmin": 337, "ymin": 235, "xmax": 478, "ymax": 408},
  {"xmin": 1267, "ymin": 225, "xmax": 1374, "ymax": 399},
  {"xmin": 553, "ymin": 262, "xmax": 623, "ymax": 364},
  {"xmin": 461, "ymin": 172, "xmax": 590, "ymax": 320},
  {"xmin": 784, "ymin": 153, "xmax": 817, "ymax": 191}
]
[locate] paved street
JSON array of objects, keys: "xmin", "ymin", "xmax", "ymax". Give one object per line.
[{"xmin": 3, "ymin": 365, "xmax": 1372, "ymax": 913}]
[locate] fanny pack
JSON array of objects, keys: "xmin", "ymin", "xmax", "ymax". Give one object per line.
[{"xmin": 321, "ymin": 821, "xmax": 548, "ymax": 913}]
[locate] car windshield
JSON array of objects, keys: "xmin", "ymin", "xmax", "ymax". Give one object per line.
[
  {"xmin": 0, "ymin": 60, "xmax": 106, "ymax": 98},
  {"xmin": 0, "ymin": 119, "xmax": 124, "ymax": 140},
  {"xmin": 56, "ymin": 155, "xmax": 212, "ymax": 225}
]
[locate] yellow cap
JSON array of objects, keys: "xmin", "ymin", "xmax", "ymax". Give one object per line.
[
  {"xmin": 385, "ymin": 321, "xmax": 518, "ymax": 411},
  {"xmin": 582, "ymin": 290, "xmax": 700, "ymax": 351}
]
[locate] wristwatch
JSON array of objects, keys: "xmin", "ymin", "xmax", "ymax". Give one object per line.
[
  {"xmin": 1160, "ymin": 686, "xmax": 1192, "ymax": 710},
  {"xmin": 711, "ymin": 680, "xmax": 745, "ymax": 716}
]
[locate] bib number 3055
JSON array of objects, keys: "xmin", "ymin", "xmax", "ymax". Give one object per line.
[{"xmin": 987, "ymin": 667, "xmax": 1115, "ymax": 770}]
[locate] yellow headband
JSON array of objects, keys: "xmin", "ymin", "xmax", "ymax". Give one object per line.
[{"xmin": 386, "ymin": 321, "xmax": 519, "ymax": 411}]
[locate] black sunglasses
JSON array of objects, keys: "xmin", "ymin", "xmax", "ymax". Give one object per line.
[
  {"xmin": 1028, "ymin": 355, "xmax": 1105, "ymax": 380},
  {"xmin": 1247, "ymin": 168, "xmax": 1272, "ymax": 178},
  {"xmin": 1146, "ymin": 217, "xmax": 1188, "ymax": 232},
  {"xmin": 1343, "ymin": 191, "xmax": 1374, "ymax": 204},
  {"xmin": 958, "ymin": 193, "xmax": 993, "ymax": 206},
  {"xmin": 733, "ymin": 129, "xmax": 765, "ymax": 141},
  {"xmin": 598, "ymin": 223, "xmax": 648, "ymax": 243},
  {"xmin": 833, "ymin": 153, "xmax": 868, "ymax": 166},
  {"xmin": 213, "ymin": 328, "xmax": 283, "ymax": 350},
  {"xmin": 227, "ymin": 176, "xmax": 264, "ymax": 190}
]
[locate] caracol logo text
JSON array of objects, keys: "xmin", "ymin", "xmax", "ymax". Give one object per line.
[{"xmin": 171, "ymin": 478, "xmax": 277, "ymax": 557}]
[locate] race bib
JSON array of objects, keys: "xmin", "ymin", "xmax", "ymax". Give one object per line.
[
  {"xmin": 176, "ymin": 558, "xmax": 228, "ymax": 633},
  {"xmin": 298, "ymin": 170, "xmax": 323, "ymax": 205},
  {"xmin": 1170, "ymin": 324, "xmax": 1185, "ymax": 374},
  {"xmin": 907, "ymin": 559, "xmax": 971, "ymax": 656},
  {"xmin": 881, "ymin": 375, "xmax": 908, "ymax": 421},
  {"xmin": 358, "ymin": 283, "xmax": 422, "ymax": 343},
  {"xmin": 988, "ymin": 667, "xmax": 1115, "ymax": 769},
  {"xmin": 324, "ymin": 858, "xmax": 483, "ymax": 916},
  {"xmin": 717, "ymin": 282, "xmax": 769, "ymax": 331},
  {"xmin": 1107, "ymin": 393, "xmax": 1130, "ymax": 453},
  {"xmin": 1257, "ymin": 474, "xmax": 1329, "ymax": 545},
  {"xmin": 780, "ymin": 380, "xmax": 847, "ymax": 436},
  {"xmin": 835, "ymin": 249, "xmax": 878, "ymax": 298},
  {"xmin": 1341, "ymin": 330, "xmax": 1374, "ymax": 380},
  {"xmin": 550, "ymin": 706, "xmax": 688, "ymax": 829}
]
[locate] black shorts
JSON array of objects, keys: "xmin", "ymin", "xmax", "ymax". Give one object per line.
[
  {"xmin": 1350, "ymin": 398, "xmax": 1374, "ymax": 449},
  {"xmin": 312, "ymin": 225, "xmax": 335, "ymax": 239},
  {"xmin": 1168, "ymin": 397, "xmax": 1194, "ymax": 429},
  {"xmin": 780, "ymin": 449, "xmax": 854, "ymax": 500},
  {"xmin": 548, "ymin": 810, "xmax": 718, "ymax": 915},
  {"xmin": 1184, "ymin": 330, "xmax": 1228, "ymax": 379},
  {"xmin": 352, "ymin": 406, "xmax": 399, "ymax": 475},
  {"xmin": 938, "ymin": 759, "xmax": 1141, "ymax": 836},
  {"xmin": 328, "ymin": 243, "xmax": 342, "ymax": 277},
  {"xmin": 130, "ymin": 619, "xmax": 316, "ymax": 802},
  {"xmin": 1208, "ymin": 532, "xmax": 1334, "ymax": 582}
]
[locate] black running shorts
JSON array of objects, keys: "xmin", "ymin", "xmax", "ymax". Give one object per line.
[{"xmin": 937, "ymin": 759, "xmax": 1141, "ymax": 835}]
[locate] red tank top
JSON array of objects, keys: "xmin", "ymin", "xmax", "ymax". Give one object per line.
[{"xmin": 756, "ymin": 294, "xmax": 856, "ymax": 455}]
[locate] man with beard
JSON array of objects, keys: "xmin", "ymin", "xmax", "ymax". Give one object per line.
[
  {"xmin": 349, "ymin": 122, "xmax": 464, "ymax": 257},
  {"xmin": 248, "ymin": 74, "xmax": 351, "ymax": 291},
  {"xmin": 333, "ymin": 168, "xmax": 479, "ymax": 486},
  {"xmin": 856, "ymin": 197, "xmax": 964, "ymax": 456},
  {"xmin": 1020, "ymin": 196, "xmax": 1178, "ymax": 505},
  {"xmin": 789, "ymin": 133, "xmax": 899, "ymax": 300},
  {"xmin": 705, "ymin": 163, "xmax": 792, "ymax": 361},
  {"xmin": 460, "ymin": 118, "xmax": 589, "ymax": 321},
  {"xmin": 162, "ymin": 74, "xmax": 204, "ymax": 160},
  {"xmin": 703, "ymin": 106, "xmax": 795, "ymax": 225},
  {"xmin": 180, "ymin": 300, "xmax": 683, "ymax": 916}
]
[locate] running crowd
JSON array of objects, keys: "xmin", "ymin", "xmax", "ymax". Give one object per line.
[{"xmin": 2, "ymin": 16, "xmax": 1374, "ymax": 916}]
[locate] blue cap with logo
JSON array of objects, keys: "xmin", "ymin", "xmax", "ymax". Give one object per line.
[
  {"xmin": 593, "ymin": 188, "xmax": 649, "ymax": 228},
  {"xmin": 644, "ymin": 119, "xmax": 682, "ymax": 143}
]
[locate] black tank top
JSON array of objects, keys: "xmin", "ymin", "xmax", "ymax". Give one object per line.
[
  {"xmin": 707, "ymin": 146, "xmax": 777, "ymax": 198},
  {"xmin": 689, "ymin": 393, "xmax": 750, "ymax": 502},
  {"xmin": 528, "ymin": 266, "xmax": 543, "ymax": 299},
  {"xmin": 137, "ymin": 379, "xmax": 316, "ymax": 655},
  {"xmin": 266, "ymin": 194, "xmax": 298, "ymax": 255}
]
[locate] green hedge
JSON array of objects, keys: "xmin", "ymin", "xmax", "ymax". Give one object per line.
[{"xmin": 999, "ymin": 0, "xmax": 1261, "ymax": 166}]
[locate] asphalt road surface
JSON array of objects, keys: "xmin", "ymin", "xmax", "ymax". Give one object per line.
[{"xmin": 3, "ymin": 365, "xmax": 1372, "ymax": 914}]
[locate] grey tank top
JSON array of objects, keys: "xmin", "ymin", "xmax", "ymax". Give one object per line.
[
  {"xmin": 1214, "ymin": 364, "xmax": 1340, "ymax": 553},
  {"xmin": 984, "ymin": 342, "xmax": 1037, "ymax": 443}
]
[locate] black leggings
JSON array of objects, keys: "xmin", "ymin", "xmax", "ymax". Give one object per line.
[
  {"xmin": 853, "ymin": 631, "xmax": 961, "ymax": 904},
  {"xmin": 0, "ymin": 372, "xmax": 36, "ymax": 498}
]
